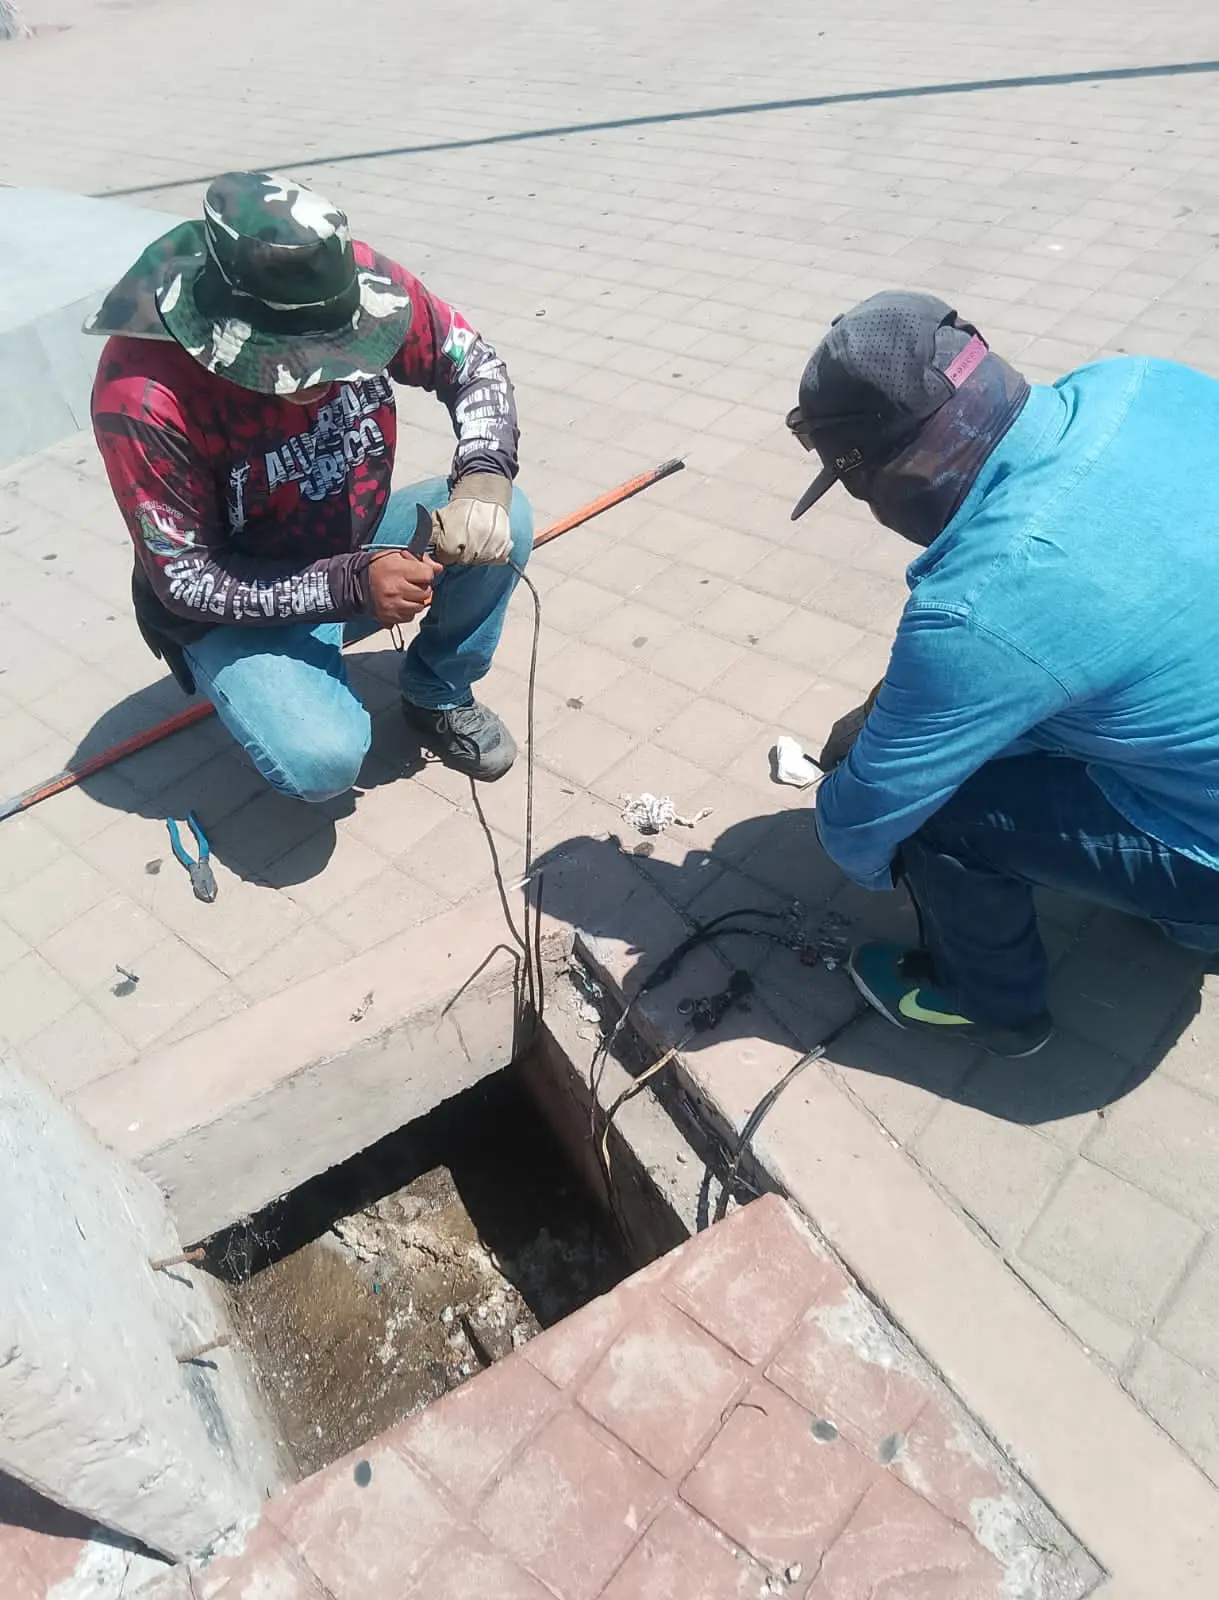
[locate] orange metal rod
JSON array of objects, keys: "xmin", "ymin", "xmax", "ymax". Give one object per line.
[
  {"xmin": 0, "ymin": 701, "xmax": 215, "ymax": 822},
  {"xmin": 533, "ymin": 457, "xmax": 684, "ymax": 548},
  {"xmin": 0, "ymin": 457, "xmax": 685, "ymax": 822}
]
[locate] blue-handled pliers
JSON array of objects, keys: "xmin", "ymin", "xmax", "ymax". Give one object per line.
[{"xmin": 166, "ymin": 812, "xmax": 218, "ymax": 903}]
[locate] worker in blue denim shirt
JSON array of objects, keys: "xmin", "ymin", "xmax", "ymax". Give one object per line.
[{"xmin": 787, "ymin": 291, "xmax": 1219, "ymax": 1058}]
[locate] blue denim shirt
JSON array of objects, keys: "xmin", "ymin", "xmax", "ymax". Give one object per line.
[{"xmin": 815, "ymin": 357, "xmax": 1219, "ymax": 890}]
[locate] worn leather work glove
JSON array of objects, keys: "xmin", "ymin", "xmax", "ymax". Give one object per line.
[
  {"xmin": 432, "ymin": 473, "xmax": 513, "ymax": 566},
  {"xmin": 818, "ymin": 682, "xmax": 883, "ymax": 773}
]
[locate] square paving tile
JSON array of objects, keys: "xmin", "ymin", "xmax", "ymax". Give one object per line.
[
  {"xmin": 522, "ymin": 1291, "xmax": 634, "ymax": 1390},
  {"xmin": 0, "ymin": 948, "xmax": 79, "ymax": 1046},
  {"xmin": 1156, "ymin": 1235, "xmax": 1219, "ymax": 1373},
  {"xmin": 601, "ymin": 1504, "xmax": 768, "ymax": 1600},
  {"xmin": 890, "ymin": 1399, "xmax": 1007, "ymax": 1526},
  {"xmin": 645, "ymin": 628, "xmax": 745, "ymax": 694},
  {"xmin": 913, "ymin": 1100, "xmax": 1069, "ymax": 1251},
  {"xmin": 189, "ymin": 1516, "xmax": 326, "ymax": 1600},
  {"xmin": 665, "ymin": 1194, "xmax": 847, "ymax": 1364},
  {"xmin": 952, "ymin": 1031, "xmax": 1134, "ymax": 1152},
  {"xmin": 38, "ymin": 891, "xmax": 164, "ymax": 992},
  {"xmin": 653, "ymin": 697, "xmax": 760, "ymax": 769},
  {"xmin": 1017, "ymin": 1159, "xmax": 1203, "ymax": 1326},
  {"xmin": 406, "ymin": 1530, "xmax": 553, "ymax": 1600},
  {"xmin": 1126, "ymin": 1340, "xmax": 1219, "ymax": 1485},
  {"xmin": 0, "ymin": 852, "xmax": 111, "ymax": 945},
  {"xmin": 0, "ymin": 917, "xmax": 29, "ymax": 975},
  {"xmin": 264, "ymin": 1442, "xmax": 453, "ymax": 1597},
  {"xmin": 767, "ymin": 1297, "xmax": 928, "ymax": 1460},
  {"xmin": 396, "ymin": 1352, "xmax": 558, "ymax": 1505},
  {"xmin": 578, "ymin": 1299, "xmax": 747, "ymax": 1477},
  {"xmin": 18, "ymin": 999, "xmax": 134, "ymax": 1095},
  {"xmin": 88, "ymin": 932, "xmax": 228, "ymax": 1050},
  {"xmin": 582, "ymin": 665, "xmax": 698, "ymax": 741},
  {"xmin": 1086, "ymin": 1074, "xmax": 1219, "ymax": 1230},
  {"xmin": 806, "ymin": 1475, "xmax": 1006, "ymax": 1599},
  {"xmin": 539, "ymin": 708, "xmax": 641, "ymax": 788},
  {"xmin": 681, "ymin": 1381, "xmax": 876, "ymax": 1572},
  {"xmin": 477, "ymin": 1409, "xmax": 665, "ymax": 1600}
]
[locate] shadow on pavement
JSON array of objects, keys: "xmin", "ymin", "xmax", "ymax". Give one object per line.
[
  {"xmin": 536, "ymin": 805, "xmax": 1203, "ymax": 1133},
  {"xmin": 0, "ymin": 1467, "xmax": 152, "ymax": 1557},
  {"xmin": 63, "ymin": 664, "xmax": 1206, "ymax": 1124},
  {"xmin": 65, "ymin": 654, "xmax": 427, "ymax": 887}
]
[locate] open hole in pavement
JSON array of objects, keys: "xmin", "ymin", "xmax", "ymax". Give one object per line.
[{"xmin": 200, "ymin": 1067, "xmax": 632, "ymax": 1479}]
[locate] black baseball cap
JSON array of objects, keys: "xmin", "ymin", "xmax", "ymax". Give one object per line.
[{"xmin": 787, "ymin": 291, "xmax": 989, "ymax": 520}]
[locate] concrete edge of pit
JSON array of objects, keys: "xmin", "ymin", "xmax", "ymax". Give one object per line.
[
  {"xmin": 534, "ymin": 836, "xmax": 1219, "ymax": 1600},
  {"xmin": 521, "ymin": 970, "xmax": 709, "ymax": 1268},
  {"xmin": 68, "ymin": 885, "xmax": 564, "ymax": 1244}
]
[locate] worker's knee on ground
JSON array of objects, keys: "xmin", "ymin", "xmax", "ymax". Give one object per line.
[
  {"xmin": 508, "ymin": 485, "xmax": 534, "ymax": 566},
  {"xmin": 264, "ymin": 718, "xmax": 371, "ymax": 803}
]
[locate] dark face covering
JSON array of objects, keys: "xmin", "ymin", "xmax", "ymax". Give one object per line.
[{"xmin": 844, "ymin": 351, "xmax": 1030, "ymax": 548}]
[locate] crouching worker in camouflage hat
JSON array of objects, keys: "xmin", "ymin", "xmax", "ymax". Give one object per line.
[{"xmin": 88, "ymin": 170, "xmax": 531, "ymax": 790}]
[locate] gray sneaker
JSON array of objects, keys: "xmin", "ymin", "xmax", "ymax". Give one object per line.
[{"xmin": 402, "ymin": 698, "xmax": 517, "ymax": 782}]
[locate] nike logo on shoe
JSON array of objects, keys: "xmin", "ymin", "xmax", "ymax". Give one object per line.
[{"xmin": 897, "ymin": 990, "xmax": 972, "ymax": 1026}]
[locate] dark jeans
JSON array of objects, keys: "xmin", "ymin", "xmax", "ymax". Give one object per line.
[{"xmin": 901, "ymin": 755, "xmax": 1219, "ymax": 1026}]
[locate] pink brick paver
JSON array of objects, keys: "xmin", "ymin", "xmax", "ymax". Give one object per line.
[
  {"xmin": 577, "ymin": 1298, "xmax": 747, "ymax": 1477},
  {"xmin": 127, "ymin": 1196, "xmax": 1086, "ymax": 1599},
  {"xmin": 766, "ymin": 1306, "xmax": 929, "ymax": 1461},
  {"xmin": 807, "ymin": 1476, "xmax": 1005, "ymax": 1600},
  {"xmin": 680, "ymin": 1380, "xmax": 877, "ymax": 1574}
]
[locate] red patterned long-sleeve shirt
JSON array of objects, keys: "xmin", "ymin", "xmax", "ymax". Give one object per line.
[{"xmin": 91, "ymin": 244, "xmax": 518, "ymax": 641}]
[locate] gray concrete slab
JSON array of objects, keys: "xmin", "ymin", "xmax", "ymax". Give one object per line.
[
  {"xmin": 0, "ymin": 1052, "xmax": 271, "ymax": 1560},
  {"xmin": 0, "ymin": 185, "xmax": 178, "ymax": 464}
]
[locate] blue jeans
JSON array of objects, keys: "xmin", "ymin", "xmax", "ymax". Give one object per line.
[
  {"xmin": 902, "ymin": 754, "xmax": 1219, "ymax": 1026},
  {"xmin": 184, "ymin": 479, "xmax": 533, "ymax": 802}
]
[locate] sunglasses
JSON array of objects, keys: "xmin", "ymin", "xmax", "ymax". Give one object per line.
[{"xmin": 785, "ymin": 406, "xmax": 817, "ymax": 452}]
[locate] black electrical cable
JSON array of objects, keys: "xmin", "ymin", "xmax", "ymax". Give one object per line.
[
  {"xmin": 510, "ymin": 559, "xmax": 543, "ymax": 1034},
  {"xmin": 586, "ymin": 909, "xmax": 807, "ymax": 1240},
  {"xmin": 713, "ymin": 1001, "xmax": 869, "ymax": 1222},
  {"xmin": 637, "ymin": 907, "xmax": 791, "ymax": 992},
  {"xmin": 382, "ymin": 545, "xmax": 544, "ymax": 1037},
  {"xmin": 589, "ymin": 910, "xmax": 796, "ymax": 1126},
  {"xmin": 585, "ymin": 903, "xmax": 871, "ymax": 1239}
]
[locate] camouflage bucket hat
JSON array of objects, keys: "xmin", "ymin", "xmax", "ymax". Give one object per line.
[{"xmin": 84, "ymin": 171, "xmax": 413, "ymax": 395}]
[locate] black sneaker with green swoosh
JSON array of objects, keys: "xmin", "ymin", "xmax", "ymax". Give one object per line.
[{"xmin": 848, "ymin": 942, "xmax": 1053, "ymax": 1059}]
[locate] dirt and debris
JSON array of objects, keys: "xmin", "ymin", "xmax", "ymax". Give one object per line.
[
  {"xmin": 620, "ymin": 792, "xmax": 713, "ymax": 835},
  {"xmin": 808, "ymin": 912, "xmax": 851, "ymax": 972},
  {"xmin": 348, "ymin": 990, "xmax": 374, "ymax": 1023},
  {"xmin": 209, "ymin": 1071, "xmax": 627, "ymax": 1478}
]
